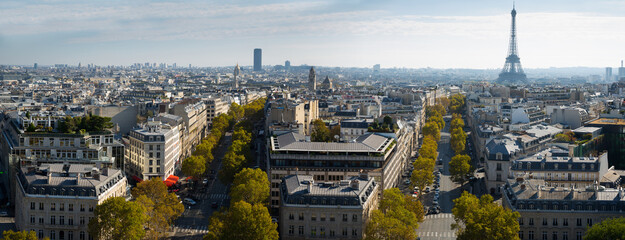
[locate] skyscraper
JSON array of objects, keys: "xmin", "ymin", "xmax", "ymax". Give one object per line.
[
  {"xmin": 309, "ymin": 67, "xmax": 316, "ymax": 91},
  {"xmin": 606, "ymin": 67, "xmax": 613, "ymax": 82},
  {"xmin": 285, "ymin": 60, "xmax": 291, "ymax": 70},
  {"xmin": 33, "ymin": 63, "xmax": 37, "ymax": 69},
  {"xmin": 496, "ymin": 4, "xmax": 527, "ymax": 84},
  {"xmin": 254, "ymin": 48, "xmax": 262, "ymax": 72},
  {"xmin": 619, "ymin": 60, "xmax": 625, "ymax": 80}
]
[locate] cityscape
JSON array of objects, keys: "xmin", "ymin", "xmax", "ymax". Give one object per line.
[{"xmin": 1, "ymin": 1, "xmax": 625, "ymax": 240}]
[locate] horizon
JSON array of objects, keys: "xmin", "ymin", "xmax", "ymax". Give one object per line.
[{"xmin": 1, "ymin": 0, "xmax": 624, "ymax": 69}]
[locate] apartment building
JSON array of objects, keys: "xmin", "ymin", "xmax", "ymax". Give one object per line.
[
  {"xmin": 203, "ymin": 96, "xmax": 229, "ymax": 127},
  {"xmin": 279, "ymin": 173, "xmax": 378, "ymax": 240},
  {"xmin": 502, "ymin": 178, "xmax": 625, "ymax": 240},
  {"xmin": 168, "ymin": 98, "xmax": 207, "ymax": 159},
  {"xmin": 510, "ymin": 149, "xmax": 609, "ymax": 190},
  {"xmin": 268, "ymin": 129, "xmax": 410, "ymax": 209},
  {"xmin": 15, "ymin": 163, "xmax": 127, "ymax": 240},
  {"xmin": 126, "ymin": 121, "xmax": 180, "ymax": 180}
]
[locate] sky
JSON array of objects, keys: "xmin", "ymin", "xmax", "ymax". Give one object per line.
[{"xmin": 1, "ymin": 0, "xmax": 624, "ymax": 69}]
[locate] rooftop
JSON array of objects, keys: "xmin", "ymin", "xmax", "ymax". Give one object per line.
[
  {"xmin": 587, "ymin": 118, "xmax": 625, "ymax": 126},
  {"xmin": 271, "ymin": 132, "xmax": 392, "ymax": 153},
  {"xmin": 281, "ymin": 174, "xmax": 377, "ymax": 207}
]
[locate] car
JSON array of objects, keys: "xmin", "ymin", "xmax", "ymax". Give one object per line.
[
  {"xmin": 404, "ymin": 179, "xmax": 411, "ymax": 185},
  {"xmin": 434, "ymin": 192, "xmax": 439, "ymax": 199},
  {"xmin": 183, "ymin": 198, "xmax": 197, "ymax": 206},
  {"xmin": 434, "ymin": 184, "xmax": 439, "ymax": 189},
  {"xmin": 424, "ymin": 187, "xmax": 431, "ymax": 193},
  {"xmin": 0, "ymin": 210, "xmax": 8, "ymax": 217},
  {"xmin": 272, "ymin": 217, "xmax": 278, "ymax": 223},
  {"xmin": 202, "ymin": 178, "xmax": 209, "ymax": 185},
  {"xmin": 411, "ymin": 194, "xmax": 418, "ymax": 198},
  {"xmin": 432, "ymin": 200, "xmax": 439, "ymax": 206},
  {"xmin": 211, "ymin": 202, "xmax": 219, "ymax": 209},
  {"xmin": 413, "ymin": 186, "xmax": 419, "ymax": 192}
]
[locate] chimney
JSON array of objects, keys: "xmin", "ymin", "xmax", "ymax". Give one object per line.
[
  {"xmin": 47, "ymin": 172, "xmax": 52, "ymax": 184},
  {"xmin": 76, "ymin": 173, "xmax": 81, "ymax": 184},
  {"xmin": 307, "ymin": 181, "xmax": 313, "ymax": 193},
  {"xmin": 358, "ymin": 169, "xmax": 368, "ymax": 180},
  {"xmin": 350, "ymin": 179, "xmax": 360, "ymax": 189}
]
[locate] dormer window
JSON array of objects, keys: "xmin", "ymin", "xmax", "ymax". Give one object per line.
[
  {"xmin": 496, "ymin": 153, "xmax": 503, "ymax": 160},
  {"xmin": 582, "ymin": 164, "xmax": 586, "ymax": 170},
  {"xmin": 554, "ymin": 164, "xmax": 558, "ymax": 170},
  {"xmin": 568, "ymin": 164, "xmax": 572, "ymax": 170},
  {"xmin": 591, "ymin": 164, "xmax": 595, "ymax": 170},
  {"xmin": 541, "ymin": 163, "xmax": 545, "ymax": 170}
]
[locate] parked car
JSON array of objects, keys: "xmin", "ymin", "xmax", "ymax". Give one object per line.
[
  {"xmin": 404, "ymin": 179, "xmax": 411, "ymax": 185},
  {"xmin": 0, "ymin": 209, "xmax": 8, "ymax": 217},
  {"xmin": 202, "ymin": 178, "xmax": 209, "ymax": 185},
  {"xmin": 183, "ymin": 198, "xmax": 197, "ymax": 206},
  {"xmin": 425, "ymin": 187, "xmax": 431, "ymax": 193}
]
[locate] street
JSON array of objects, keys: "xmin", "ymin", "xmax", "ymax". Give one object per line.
[{"xmin": 169, "ymin": 132, "xmax": 233, "ymax": 239}]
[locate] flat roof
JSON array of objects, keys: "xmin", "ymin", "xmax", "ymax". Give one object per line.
[{"xmin": 587, "ymin": 118, "xmax": 625, "ymax": 126}]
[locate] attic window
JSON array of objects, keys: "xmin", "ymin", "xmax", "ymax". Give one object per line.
[{"xmin": 496, "ymin": 153, "xmax": 503, "ymax": 160}]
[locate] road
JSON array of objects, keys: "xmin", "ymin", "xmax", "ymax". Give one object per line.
[
  {"xmin": 169, "ymin": 132, "xmax": 233, "ymax": 239},
  {"xmin": 416, "ymin": 115, "xmax": 459, "ymax": 240}
]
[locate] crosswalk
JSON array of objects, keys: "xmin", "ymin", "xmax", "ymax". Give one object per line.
[
  {"xmin": 190, "ymin": 193, "xmax": 230, "ymax": 199},
  {"xmin": 418, "ymin": 231, "xmax": 456, "ymax": 238},
  {"xmin": 424, "ymin": 213, "xmax": 454, "ymax": 219},
  {"xmin": 174, "ymin": 225, "xmax": 209, "ymax": 235}
]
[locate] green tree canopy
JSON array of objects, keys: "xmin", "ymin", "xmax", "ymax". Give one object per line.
[
  {"xmin": 419, "ymin": 136, "xmax": 438, "ymax": 160},
  {"xmin": 88, "ymin": 197, "xmax": 147, "ymax": 240},
  {"xmin": 311, "ymin": 119, "xmax": 331, "ymax": 142},
  {"xmin": 230, "ymin": 168, "xmax": 270, "ymax": 205},
  {"xmin": 228, "ymin": 102, "xmax": 245, "ymax": 121},
  {"xmin": 366, "ymin": 188, "xmax": 424, "ymax": 240},
  {"xmin": 204, "ymin": 201, "xmax": 278, "ymax": 240},
  {"xmin": 450, "ymin": 127, "xmax": 467, "ymax": 155},
  {"xmin": 422, "ymin": 122, "xmax": 441, "ymax": 141},
  {"xmin": 131, "ymin": 178, "xmax": 184, "ymax": 239},
  {"xmin": 584, "ymin": 217, "xmax": 625, "ymax": 240},
  {"xmin": 449, "ymin": 154, "xmax": 471, "ymax": 184},
  {"xmin": 411, "ymin": 157, "xmax": 435, "ymax": 192},
  {"xmin": 449, "ymin": 94, "xmax": 466, "ymax": 114},
  {"xmin": 452, "ymin": 192, "xmax": 520, "ymax": 240},
  {"xmin": 219, "ymin": 151, "xmax": 248, "ymax": 184},
  {"xmin": 181, "ymin": 155, "xmax": 207, "ymax": 179},
  {"xmin": 1, "ymin": 230, "xmax": 42, "ymax": 240}
]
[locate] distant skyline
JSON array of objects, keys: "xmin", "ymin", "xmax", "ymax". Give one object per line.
[{"xmin": 1, "ymin": 0, "xmax": 624, "ymax": 69}]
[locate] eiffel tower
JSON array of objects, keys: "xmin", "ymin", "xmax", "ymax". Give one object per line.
[{"xmin": 497, "ymin": 4, "xmax": 527, "ymax": 84}]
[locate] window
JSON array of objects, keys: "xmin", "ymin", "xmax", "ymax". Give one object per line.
[
  {"xmin": 352, "ymin": 214, "xmax": 358, "ymax": 222},
  {"xmin": 80, "ymin": 204, "xmax": 85, "ymax": 212},
  {"xmin": 30, "ymin": 202, "xmax": 35, "ymax": 210},
  {"xmin": 51, "ymin": 216, "xmax": 56, "ymax": 225},
  {"xmin": 60, "ymin": 203, "xmax": 65, "ymax": 211},
  {"xmin": 330, "ymin": 230, "xmax": 335, "ymax": 237},
  {"xmin": 320, "ymin": 214, "xmax": 326, "ymax": 221},
  {"xmin": 39, "ymin": 217, "xmax": 44, "ymax": 225},
  {"xmin": 298, "ymin": 213, "xmax": 304, "ymax": 221},
  {"xmin": 543, "ymin": 231, "xmax": 548, "ymax": 240},
  {"xmin": 39, "ymin": 230, "xmax": 44, "ymax": 239},
  {"xmin": 310, "ymin": 226, "xmax": 316, "ymax": 237},
  {"xmin": 39, "ymin": 203, "xmax": 44, "ymax": 210},
  {"xmin": 519, "ymin": 218, "xmax": 524, "ymax": 225},
  {"xmin": 51, "ymin": 230, "xmax": 56, "ymax": 240},
  {"xmin": 288, "ymin": 225, "xmax": 294, "ymax": 235},
  {"xmin": 343, "ymin": 214, "xmax": 348, "ymax": 222},
  {"xmin": 562, "ymin": 232, "xmax": 568, "ymax": 240},
  {"xmin": 519, "ymin": 231, "xmax": 524, "ymax": 239},
  {"xmin": 563, "ymin": 218, "xmax": 568, "ymax": 226},
  {"xmin": 576, "ymin": 218, "xmax": 582, "ymax": 226},
  {"xmin": 149, "ymin": 160, "xmax": 153, "ymax": 165},
  {"xmin": 30, "ymin": 215, "xmax": 35, "ymax": 224},
  {"xmin": 543, "ymin": 218, "xmax": 548, "ymax": 226},
  {"xmin": 298, "ymin": 226, "xmax": 304, "ymax": 235},
  {"xmin": 149, "ymin": 167, "xmax": 153, "ymax": 173},
  {"xmin": 89, "ymin": 205, "xmax": 94, "ymax": 212},
  {"xmin": 528, "ymin": 231, "xmax": 534, "ymax": 240},
  {"xmin": 311, "ymin": 213, "xmax": 316, "ymax": 221},
  {"xmin": 497, "ymin": 163, "xmax": 502, "ymax": 170},
  {"xmin": 529, "ymin": 218, "xmax": 534, "ymax": 226},
  {"xmin": 330, "ymin": 214, "xmax": 335, "ymax": 221},
  {"xmin": 552, "ymin": 218, "xmax": 558, "ymax": 226},
  {"xmin": 587, "ymin": 218, "xmax": 592, "ymax": 227},
  {"xmin": 68, "ymin": 231, "xmax": 74, "ymax": 240},
  {"xmin": 320, "ymin": 227, "xmax": 325, "ymax": 237},
  {"xmin": 289, "ymin": 213, "xmax": 294, "ymax": 220},
  {"xmin": 343, "ymin": 228, "xmax": 348, "ymax": 236},
  {"xmin": 60, "ymin": 216, "xmax": 65, "ymax": 225},
  {"xmin": 69, "ymin": 217, "xmax": 74, "ymax": 226},
  {"xmin": 69, "ymin": 204, "xmax": 73, "ymax": 211},
  {"xmin": 60, "ymin": 231, "xmax": 64, "ymax": 240},
  {"xmin": 553, "ymin": 232, "xmax": 558, "ymax": 240},
  {"xmin": 352, "ymin": 228, "xmax": 358, "ymax": 236},
  {"xmin": 576, "ymin": 232, "xmax": 582, "ymax": 240},
  {"xmin": 80, "ymin": 231, "xmax": 85, "ymax": 240},
  {"xmin": 80, "ymin": 217, "xmax": 85, "ymax": 225}
]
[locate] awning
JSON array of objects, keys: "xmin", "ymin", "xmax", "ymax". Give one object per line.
[
  {"xmin": 164, "ymin": 179, "xmax": 175, "ymax": 187},
  {"xmin": 167, "ymin": 175, "xmax": 179, "ymax": 181},
  {"xmin": 185, "ymin": 176, "xmax": 193, "ymax": 181},
  {"xmin": 132, "ymin": 175, "xmax": 143, "ymax": 182}
]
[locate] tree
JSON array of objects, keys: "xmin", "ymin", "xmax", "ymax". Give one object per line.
[
  {"xmin": 422, "ymin": 122, "xmax": 440, "ymax": 141},
  {"xmin": 228, "ymin": 103, "xmax": 245, "ymax": 121},
  {"xmin": 181, "ymin": 155, "xmax": 207, "ymax": 179},
  {"xmin": 26, "ymin": 123, "xmax": 36, "ymax": 132},
  {"xmin": 204, "ymin": 201, "xmax": 278, "ymax": 240},
  {"xmin": 450, "ymin": 127, "xmax": 467, "ymax": 155},
  {"xmin": 88, "ymin": 197, "xmax": 146, "ymax": 240},
  {"xmin": 330, "ymin": 125, "xmax": 341, "ymax": 141},
  {"xmin": 219, "ymin": 151, "xmax": 247, "ymax": 184},
  {"xmin": 584, "ymin": 217, "xmax": 625, "ymax": 240},
  {"xmin": 411, "ymin": 157, "xmax": 435, "ymax": 192},
  {"xmin": 233, "ymin": 129, "xmax": 252, "ymax": 143},
  {"xmin": 426, "ymin": 104, "xmax": 446, "ymax": 118},
  {"xmin": 1, "ymin": 230, "xmax": 40, "ymax": 240},
  {"xmin": 450, "ymin": 113, "xmax": 465, "ymax": 130},
  {"xmin": 383, "ymin": 115, "xmax": 393, "ymax": 126},
  {"xmin": 366, "ymin": 188, "xmax": 423, "ymax": 240},
  {"xmin": 193, "ymin": 140, "xmax": 214, "ymax": 163},
  {"xmin": 449, "ymin": 154, "xmax": 471, "ymax": 184},
  {"xmin": 449, "ymin": 94, "xmax": 466, "ymax": 114},
  {"xmin": 419, "ymin": 137, "xmax": 438, "ymax": 160},
  {"xmin": 230, "ymin": 168, "xmax": 270, "ymax": 205},
  {"xmin": 428, "ymin": 115, "xmax": 445, "ymax": 130},
  {"xmin": 452, "ymin": 192, "xmax": 520, "ymax": 240},
  {"xmin": 311, "ymin": 119, "xmax": 331, "ymax": 142},
  {"xmin": 132, "ymin": 178, "xmax": 184, "ymax": 239}
]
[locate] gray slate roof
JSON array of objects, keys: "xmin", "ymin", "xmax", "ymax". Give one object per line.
[{"xmin": 272, "ymin": 132, "xmax": 390, "ymax": 153}]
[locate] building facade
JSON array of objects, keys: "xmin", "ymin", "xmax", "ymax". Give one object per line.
[
  {"xmin": 279, "ymin": 173, "xmax": 378, "ymax": 240},
  {"xmin": 126, "ymin": 121, "xmax": 180, "ymax": 180},
  {"xmin": 15, "ymin": 163, "xmax": 127, "ymax": 240}
]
